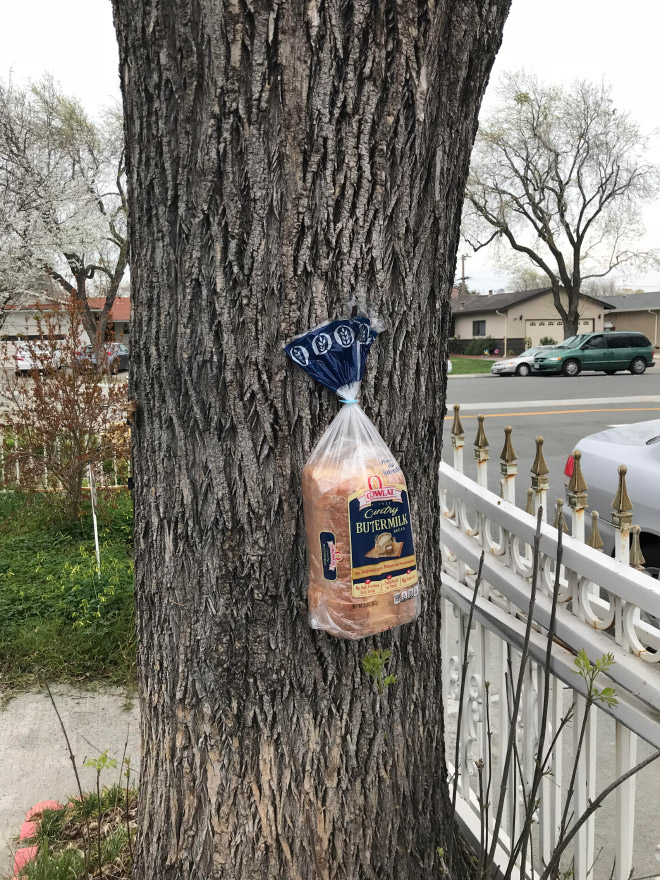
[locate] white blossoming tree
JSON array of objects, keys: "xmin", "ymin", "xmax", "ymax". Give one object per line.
[{"xmin": 0, "ymin": 74, "xmax": 128, "ymax": 354}]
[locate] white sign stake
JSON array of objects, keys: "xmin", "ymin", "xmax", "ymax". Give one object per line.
[{"xmin": 88, "ymin": 463, "xmax": 101, "ymax": 576}]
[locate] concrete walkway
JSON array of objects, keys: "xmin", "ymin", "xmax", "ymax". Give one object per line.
[{"xmin": 0, "ymin": 686, "xmax": 139, "ymax": 876}]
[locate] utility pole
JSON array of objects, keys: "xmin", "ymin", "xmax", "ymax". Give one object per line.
[{"xmin": 460, "ymin": 253, "xmax": 470, "ymax": 295}]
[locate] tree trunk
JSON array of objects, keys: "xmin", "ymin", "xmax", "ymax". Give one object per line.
[
  {"xmin": 551, "ymin": 285, "xmax": 580, "ymax": 338},
  {"xmin": 562, "ymin": 289, "xmax": 580, "ymax": 338},
  {"xmin": 111, "ymin": 2, "xmax": 510, "ymax": 878}
]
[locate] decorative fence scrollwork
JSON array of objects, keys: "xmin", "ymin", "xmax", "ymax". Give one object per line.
[{"xmin": 441, "ymin": 406, "xmax": 660, "ymax": 880}]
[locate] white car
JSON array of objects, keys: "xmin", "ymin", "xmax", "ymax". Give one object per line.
[
  {"xmin": 491, "ymin": 345, "xmax": 554, "ymax": 377},
  {"xmin": 565, "ymin": 419, "xmax": 660, "ymax": 577},
  {"xmin": 14, "ymin": 342, "xmax": 62, "ymax": 374}
]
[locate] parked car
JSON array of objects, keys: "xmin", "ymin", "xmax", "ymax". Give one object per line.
[
  {"xmin": 77, "ymin": 342, "xmax": 129, "ymax": 373},
  {"xmin": 490, "ymin": 345, "xmax": 554, "ymax": 377},
  {"xmin": 564, "ymin": 419, "xmax": 660, "ymax": 578},
  {"xmin": 532, "ymin": 331, "xmax": 654, "ymax": 377},
  {"xmin": 14, "ymin": 342, "xmax": 62, "ymax": 374}
]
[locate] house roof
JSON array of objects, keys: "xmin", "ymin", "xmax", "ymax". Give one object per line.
[
  {"xmin": 451, "ymin": 287, "xmax": 614, "ymax": 314},
  {"xmin": 85, "ymin": 298, "xmax": 131, "ymax": 321},
  {"xmin": 599, "ymin": 292, "xmax": 660, "ymax": 312}
]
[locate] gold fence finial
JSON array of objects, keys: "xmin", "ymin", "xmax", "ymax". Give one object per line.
[
  {"xmin": 567, "ymin": 450, "xmax": 588, "ymax": 495},
  {"xmin": 630, "ymin": 525, "xmax": 646, "ymax": 570},
  {"xmin": 587, "ymin": 510, "xmax": 604, "ymax": 551},
  {"xmin": 525, "ymin": 488, "xmax": 535, "ymax": 516},
  {"xmin": 612, "ymin": 465, "xmax": 633, "ymax": 515},
  {"xmin": 531, "ymin": 435, "xmax": 549, "ymax": 478},
  {"xmin": 500, "ymin": 425, "xmax": 517, "ymax": 464},
  {"xmin": 553, "ymin": 498, "xmax": 569, "ymax": 533},
  {"xmin": 451, "ymin": 403, "xmax": 464, "ymax": 439},
  {"xmin": 475, "ymin": 414, "xmax": 489, "ymax": 451}
]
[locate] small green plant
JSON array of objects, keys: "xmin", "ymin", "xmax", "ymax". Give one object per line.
[
  {"xmin": 83, "ymin": 751, "xmax": 118, "ymax": 880},
  {"xmin": 361, "ymin": 648, "xmax": 397, "ymax": 694},
  {"xmin": 540, "ymin": 336, "xmax": 558, "ymax": 345},
  {"xmin": 573, "ymin": 649, "xmax": 617, "ymax": 706}
]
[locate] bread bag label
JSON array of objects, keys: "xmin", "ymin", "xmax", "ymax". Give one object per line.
[
  {"xmin": 347, "ymin": 477, "xmax": 417, "ymax": 599},
  {"xmin": 319, "ymin": 531, "xmax": 339, "ymax": 581}
]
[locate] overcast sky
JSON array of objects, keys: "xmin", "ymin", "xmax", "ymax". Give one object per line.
[{"xmin": 2, "ymin": 0, "xmax": 659, "ymax": 293}]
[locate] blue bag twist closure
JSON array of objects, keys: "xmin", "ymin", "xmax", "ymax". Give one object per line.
[
  {"xmin": 284, "ymin": 316, "xmax": 379, "ymax": 403},
  {"xmin": 286, "ymin": 314, "xmax": 421, "ymax": 640}
]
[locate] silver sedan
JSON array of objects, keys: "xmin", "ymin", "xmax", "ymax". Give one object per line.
[
  {"xmin": 491, "ymin": 345, "xmax": 554, "ymax": 377},
  {"xmin": 565, "ymin": 419, "xmax": 660, "ymax": 577}
]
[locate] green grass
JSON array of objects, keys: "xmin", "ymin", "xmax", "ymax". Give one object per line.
[
  {"xmin": 0, "ymin": 492, "xmax": 135, "ymax": 690},
  {"xmin": 450, "ymin": 356, "xmax": 496, "ymax": 375}
]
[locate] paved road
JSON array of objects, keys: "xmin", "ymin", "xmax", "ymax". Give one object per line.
[{"xmin": 444, "ymin": 371, "xmax": 660, "ymax": 510}]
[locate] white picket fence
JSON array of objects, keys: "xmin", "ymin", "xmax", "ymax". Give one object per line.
[{"xmin": 440, "ymin": 406, "xmax": 660, "ymax": 880}]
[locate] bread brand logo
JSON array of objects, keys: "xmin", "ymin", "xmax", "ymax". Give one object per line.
[
  {"xmin": 357, "ymin": 323, "xmax": 370, "ymax": 344},
  {"xmin": 334, "ymin": 325, "xmax": 355, "ymax": 348},
  {"xmin": 327, "ymin": 541, "xmax": 342, "ymax": 571},
  {"xmin": 312, "ymin": 333, "xmax": 332, "ymax": 355},
  {"xmin": 289, "ymin": 344, "xmax": 308, "ymax": 366},
  {"xmin": 357, "ymin": 477, "xmax": 403, "ymax": 509}
]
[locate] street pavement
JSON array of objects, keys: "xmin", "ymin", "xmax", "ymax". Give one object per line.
[{"xmin": 444, "ymin": 370, "xmax": 660, "ymax": 510}]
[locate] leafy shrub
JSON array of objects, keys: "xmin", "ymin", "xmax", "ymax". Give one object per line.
[
  {"xmin": 0, "ymin": 299, "xmax": 129, "ymax": 519},
  {"xmin": 540, "ymin": 336, "xmax": 558, "ymax": 345},
  {"xmin": 465, "ymin": 336, "xmax": 496, "ymax": 356}
]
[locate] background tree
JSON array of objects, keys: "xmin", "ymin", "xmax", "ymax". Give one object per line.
[
  {"xmin": 505, "ymin": 263, "xmax": 549, "ymax": 291},
  {"xmin": 464, "ymin": 72, "xmax": 660, "ymax": 336},
  {"xmin": 111, "ymin": 1, "xmax": 511, "ymax": 878},
  {"xmin": 0, "ymin": 75, "xmax": 128, "ymax": 352}
]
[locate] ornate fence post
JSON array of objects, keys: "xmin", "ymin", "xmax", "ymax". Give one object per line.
[
  {"xmin": 531, "ymin": 436, "xmax": 549, "ymax": 520},
  {"xmin": 586, "ymin": 510, "xmax": 604, "ymax": 551},
  {"xmin": 451, "ymin": 404, "xmax": 465, "ymax": 474},
  {"xmin": 611, "ymin": 465, "xmax": 637, "ymax": 880},
  {"xmin": 630, "ymin": 525, "xmax": 645, "ymax": 571},
  {"xmin": 474, "ymin": 414, "xmax": 489, "ymax": 489},
  {"xmin": 565, "ymin": 448, "xmax": 595, "ymax": 873},
  {"xmin": 500, "ymin": 425, "xmax": 517, "ymax": 504},
  {"xmin": 567, "ymin": 450, "xmax": 588, "ymax": 543}
]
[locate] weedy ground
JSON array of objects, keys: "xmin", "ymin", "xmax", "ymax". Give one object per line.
[
  {"xmin": 15, "ymin": 785, "xmax": 137, "ymax": 880},
  {"xmin": 0, "ymin": 492, "xmax": 135, "ymax": 691}
]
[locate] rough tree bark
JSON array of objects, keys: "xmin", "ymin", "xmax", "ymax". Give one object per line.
[{"xmin": 112, "ymin": 2, "xmax": 510, "ymax": 878}]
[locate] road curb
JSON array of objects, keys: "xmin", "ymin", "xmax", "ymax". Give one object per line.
[{"xmin": 448, "ymin": 373, "xmax": 492, "ymax": 380}]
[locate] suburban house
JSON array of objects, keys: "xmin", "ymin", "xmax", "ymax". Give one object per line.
[
  {"xmin": 599, "ymin": 291, "xmax": 660, "ymax": 349},
  {"xmin": 2, "ymin": 296, "xmax": 131, "ymax": 344},
  {"xmin": 450, "ymin": 288, "xmax": 613, "ymax": 354}
]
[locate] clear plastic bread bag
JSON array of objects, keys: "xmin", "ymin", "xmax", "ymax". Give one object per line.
[{"xmin": 285, "ymin": 313, "xmax": 421, "ymax": 639}]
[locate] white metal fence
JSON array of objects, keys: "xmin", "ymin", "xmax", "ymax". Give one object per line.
[{"xmin": 440, "ymin": 405, "xmax": 660, "ymax": 880}]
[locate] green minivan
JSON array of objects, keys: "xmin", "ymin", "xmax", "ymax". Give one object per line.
[{"xmin": 532, "ymin": 331, "xmax": 655, "ymax": 377}]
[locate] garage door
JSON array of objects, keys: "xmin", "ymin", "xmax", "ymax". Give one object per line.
[{"xmin": 525, "ymin": 318, "xmax": 593, "ymax": 346}]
